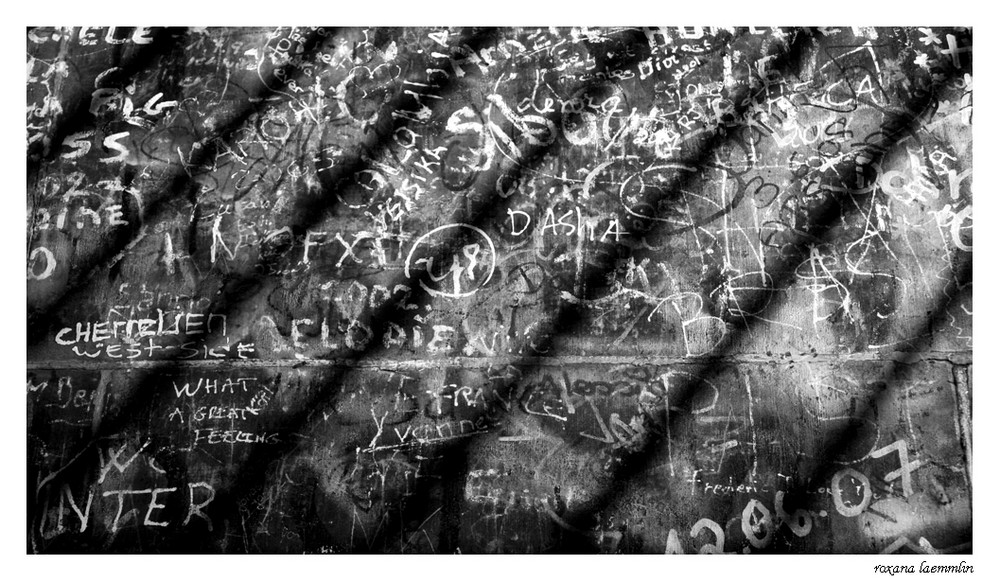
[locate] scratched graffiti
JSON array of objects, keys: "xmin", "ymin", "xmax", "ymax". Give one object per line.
[{"xmin": 27, "ymin": 26, "xmax": 971, "ymax": 553}]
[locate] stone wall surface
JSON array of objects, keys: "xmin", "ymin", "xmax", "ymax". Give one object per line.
[{"xmin": 26, "ymin": 26, "xmax": 972, "ymax": 553}]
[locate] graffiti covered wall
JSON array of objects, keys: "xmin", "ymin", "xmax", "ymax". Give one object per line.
[{"xmin": 27, "ymin": 26, "xmax": 972, "ymax": 553}]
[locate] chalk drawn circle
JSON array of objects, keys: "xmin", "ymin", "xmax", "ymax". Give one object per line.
[
  {"xmin": 831, "ymin": 468, "xmax": 872, "ymax": 518},
  {"xmin": 741, "ymin": 499, "xmax": 774, "ymax": 549},
  {"xmin": 27, "ymin": 246, "xmax": 56, "ymax": 280},
  {"xmin": 619, "ymin": 164, "xmax": 745, "ymax": 235},
  {"xmin": 405, "ymin": 224, "xmax": 496, "ymax": 298}
]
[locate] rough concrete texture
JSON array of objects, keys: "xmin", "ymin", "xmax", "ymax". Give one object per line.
[{"xmin": 27, "ymin": 27, "xmax": 971, "ymax": 553}]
